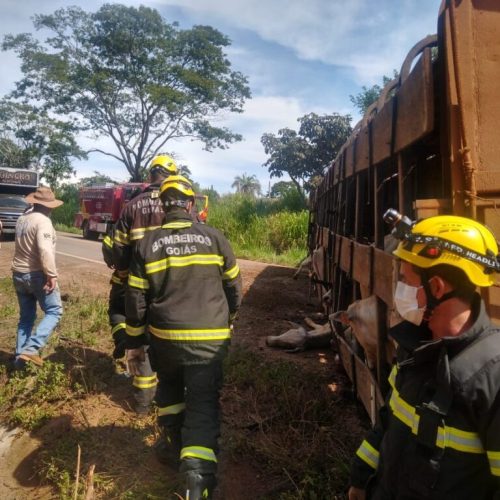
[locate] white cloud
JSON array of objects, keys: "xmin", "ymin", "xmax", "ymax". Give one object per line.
[{"xmin": 158, "ymin": 0, "xmax": 440, "ymax": 85}]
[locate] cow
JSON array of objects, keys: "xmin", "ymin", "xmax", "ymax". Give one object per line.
[
  {"xmin": 266, "ymin": 317, "xmax": 332, "ymax": 353},
  {"xmin": 331, "ymin": 295, "xmax": 396, "ymax": 369}
]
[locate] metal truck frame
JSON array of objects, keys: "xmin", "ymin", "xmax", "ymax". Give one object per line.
[{"xmin": 308, "ymin": 0, "xmax": 500, "ymax": 423}]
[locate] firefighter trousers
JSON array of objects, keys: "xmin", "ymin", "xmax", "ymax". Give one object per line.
[
  {"xmin": 151, "ymin": 343, "xmax": 223, "ymax": 474},
  {"xmin": 108, "ymin": 281, "xmax": 156, "ymax": 411}
]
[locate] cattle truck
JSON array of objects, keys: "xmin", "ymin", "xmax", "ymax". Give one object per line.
[
  {"xmin": 308, "ymin": 0, "xmax": 500, "ymax": 423},
  {"xmin": 0, "ymin": 166, "xmax": 39, "ymax": 237}
]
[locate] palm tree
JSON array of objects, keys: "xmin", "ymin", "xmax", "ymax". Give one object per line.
[{"xmin": 231, "ymin": 173, "xmax": 261, "ymax": 197}]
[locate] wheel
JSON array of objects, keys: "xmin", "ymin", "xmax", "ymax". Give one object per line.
[{"xmin": 82, "ymin": 220, "xmax": 99, "ymax": 240}]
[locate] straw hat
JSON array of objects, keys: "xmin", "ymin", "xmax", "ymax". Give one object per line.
[{"xmin": 25, "ymin": 186, "xmax": 63, "ymax": 208}]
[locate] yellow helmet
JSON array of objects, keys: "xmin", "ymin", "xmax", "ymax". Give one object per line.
[
  {"xmin": 160, "ymin": 175, "xmax": 195, "ymax": 206},
  {"xmin": 150, "ymin": 155, "xmax": 178, "ymax": 175},
  {"xmin": 393, "ymin": 215, "xmax": 500, "ymax": 287}
]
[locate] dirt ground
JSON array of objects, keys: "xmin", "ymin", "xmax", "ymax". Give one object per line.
[{"xmin": 0, "ymin": 238, "xmax": 367, "ymax": 499}]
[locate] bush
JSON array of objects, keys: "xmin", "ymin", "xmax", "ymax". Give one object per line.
[{"xmin": 208, "ymin": 194, "xmax": 308, "ymax": 265}]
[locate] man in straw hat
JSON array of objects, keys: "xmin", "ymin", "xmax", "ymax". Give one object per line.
[{"xmin": 11, "ymin": 186, "xmax": 64, "ymax": 369}]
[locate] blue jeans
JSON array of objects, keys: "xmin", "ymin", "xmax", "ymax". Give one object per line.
[{"xmin": 13, "ymin": 271, "xmax": 63, "ymax": 356}]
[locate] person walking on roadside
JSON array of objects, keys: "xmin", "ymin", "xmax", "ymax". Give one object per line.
[
  {"xmin": 11, "ymin": 186, "xmax": 63, "ymax": 369},
  {"xmin": 112, "ymin": 154, "xmax": 178, "ymax": 414},
  {"xmin": 124, "ymin": 175, "xmax": 242, "ymax": 500},
  {"xmin": 348, "ymin": 213, "xmax": 500, "ymax": 500}
]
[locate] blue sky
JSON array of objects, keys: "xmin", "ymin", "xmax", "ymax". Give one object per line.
[{"xmin": 1, "ymin": 0, "xmax": 442, "ymax": 194}]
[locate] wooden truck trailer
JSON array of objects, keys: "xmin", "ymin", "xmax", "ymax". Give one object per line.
[{"xmin": 308, "ymin": 0, "xmax": 500, "ymax": 423}]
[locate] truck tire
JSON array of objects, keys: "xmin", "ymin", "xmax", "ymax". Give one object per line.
[{"xmin": 82, "ymin": 220, "xmax": 100, "ymax": 240}]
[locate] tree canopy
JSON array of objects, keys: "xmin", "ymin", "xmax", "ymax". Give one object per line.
[
  {"xmin": 2, "ymin": 4, "xmax": 251, "ymax": 181},
  {"xmin": 349, "ymin": 71, "xmax": 399, "ymax": 115},
  {"xmin": 0, "ymin": 99, "xmax": 86, "ymax": 188},
  {"xmin": 261, "ymin": 112, "xmax": 352, "ymax": 201},
  {"xmin": 79, "ymin": 171, "xmax": 117, "ymax": 187},
  {"xmin": 232, "ymin": 173, "xmax": 261, "ymax": 197},
  {"xmin": 269, "ymin": 180, "xmax": 296, "ymax": 198}
]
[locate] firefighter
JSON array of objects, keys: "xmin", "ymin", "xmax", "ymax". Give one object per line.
[
  {"xmin": 112, "ymin": 154, "xmax": 178, "ymax": 414},
  {"xmin": 124, "ymin": 175, "xmax": 242, "ymax": 499},
  {"xmin": 349, "ymin": 214, "xmax": 500, "ymax": 499}
]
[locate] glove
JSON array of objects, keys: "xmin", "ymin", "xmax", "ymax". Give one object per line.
[
  {"xmin": 112, "ymin": 329, "xmax": 128, "ymax": 359},
  {"xmin": 229, "ymin": 312, "xmax": 237, "ymax": 331},
  {"xmin": 126, "ymin": 347, "xmax": 146, "ymax": 376}
]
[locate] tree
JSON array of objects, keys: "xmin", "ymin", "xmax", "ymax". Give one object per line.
[
  {"xmin": 231, "ymin": 173, "xmax": 261, "ymax": 197},
  {"xmin": 270, "ymin": 181, "xmax": 296, "ymax": 198},
  {"xmin": 0, "ymin": 138, "xmax": 26, "ymax": 170},
  {"xmin": 79, "ymin": 171, "xmax": 118, "ymax": 187},
  {"xmin": 0, "ymin": 99, "xmax": 86, "ymax": 189},
  {"xmin": 261, "ymin": 112, "xmax": 352, "ymax": 202},
  {"xmin": 177, "ymin": 164, "xmax": 192, "ymax": 180},
  {"xmin": 349, "ymin": 71, "xmax": 399, "ymax": 115},
  {"xmin": 3, "ymin": 4, "xmax": 251, "ymax": 181}
]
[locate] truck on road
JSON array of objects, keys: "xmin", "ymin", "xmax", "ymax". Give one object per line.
[
  {"xmin": 74, "ymin": 182, "xmax": 210, "ymax": 240},
  {"xmin": 0, "ymin": 167, "xmax": 39, "ymax": 237}
]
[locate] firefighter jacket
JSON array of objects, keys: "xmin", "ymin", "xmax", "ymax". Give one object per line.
[
  {"xmin": 102, "ymin": 227, "xmax": 127, "ymax": 287},
  {"xmin": 350, "ymin": 294, "xmax": 500, "ymax": 499},
  {"xmin": 124, "ymin": 208, "xmax": 243, "ymax": 364},
  {"xmin": 113, "ymin": 183, "xmax": 164, "ymax": 271}
]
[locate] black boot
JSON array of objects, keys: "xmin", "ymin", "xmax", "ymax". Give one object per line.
[
  {"xmin": 184, "ymin": 470, "xmax": 216, "ymax": 500},
  {"xmin": 154, "ymin": 426, "xmax": 182, "ymax": 469}
]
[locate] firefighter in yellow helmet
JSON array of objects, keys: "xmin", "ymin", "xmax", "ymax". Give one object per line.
[
  {"xmin": 124, "ymin": 175, "xmax": 242, "ymax": 500},
  {"xmin": 149, "ymin": 154, "xmax": 178, "ymax": 177},
  {"xmin": 349, "ymin": 211, "xmax": 500, "ymax": 499},
  {"xmin": 109, "ymin": 154, "xmax": 178, "ymax": 414}
]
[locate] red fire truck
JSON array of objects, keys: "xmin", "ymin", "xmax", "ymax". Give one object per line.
[
  {"xmin": 74, "ymin": 182, "xmax": 209, "ymax": 240},
  {"xmin": 74, "ymin": 183, "xmax": 147, "ymax": 240}
]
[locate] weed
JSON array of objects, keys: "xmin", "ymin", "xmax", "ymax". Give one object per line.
[{"xmin": 0, "ymin": 362, "xmax": 74, "ymax": 429}]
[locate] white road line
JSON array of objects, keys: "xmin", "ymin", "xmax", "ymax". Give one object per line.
[{"xmin": 56, "ymin": 251, "xmax": 107, "ymax": 266}]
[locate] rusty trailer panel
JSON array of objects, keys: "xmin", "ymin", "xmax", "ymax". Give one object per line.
[{"xmin": 308, "ymin": 0, "xmax": 500, "ymax": 420}]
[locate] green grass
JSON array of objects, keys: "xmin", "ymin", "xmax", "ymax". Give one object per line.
[
  {"xmin": 209, "ymin": 194, "xmax": 309, "ymax": 266},
  {"xmin": 54, "ymin": 223, "xmax": 81, "ymax": 235},
  {"xmin": 0, "ymin": 362, "xmax": 76, "ymax": 430}
]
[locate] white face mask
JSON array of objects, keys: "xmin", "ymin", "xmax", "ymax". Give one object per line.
[{"xmin": 394, "ymin": 281, "xmax": 426, "ymax": 325}]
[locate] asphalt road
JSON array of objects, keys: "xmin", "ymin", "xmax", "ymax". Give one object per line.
[{"xmin": 55, "ymin": 232, "xmax": 108, "ymax": 266}]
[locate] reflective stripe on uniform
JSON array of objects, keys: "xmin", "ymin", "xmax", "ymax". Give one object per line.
[
  {"xmin": 158, "ymin": 403, "xmax": 186, "ymax": 416},
  {"xmin": 111, "ymin": 323, "xmax": 126, "ymax": 335},
  {"xmin": 388, "ymin": 365, "xmax": 484, "ymax": 454},
  {"xmin": 111, "ymin": 274, "xmax": 125, "ymax": 285},
  {"xmin": 128, "ymin": 274, "xmax": 150, "ymax": 290},
  {"xmin": 162, "ymin": 222, "xmax": 193, "ymax": 229},
  {"xmin": 356, "ymin": 439, "xmax": 380, "ymax": 470},
  {"xmin": 145, "ymin": 254, "xmax": 224, "ymax": 275},
  {"xmin": 133, "ymin": 375, "xmax": 158, "ymax": 389},
  {"xmin": 114, "ymin": 229, "xmax": 129, "ymax": 245},
  {"xmin": 223, "ymin": 264, "xmax": 240, "ymax": 280},
  {"xmin": 126, "ymin": 324, "xmax": 146, "ymax": 336},
  {"xmin": 149, "ymin": 326, "xmax": 231, "ymax": 341},
  {"xmin": 103, "ymin": 235, "xmax": 113, "ymax": 248},
  {"xmin": 180, "ymin": 446, "xmax": 217, "ymax": 463},
  {"xmin": 129, "ymin": 225, "xmax": 161, "ymax": 242},
  {"xmin": 487, "ymin": 450, "xmax": 500, "ymax": 476}
]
